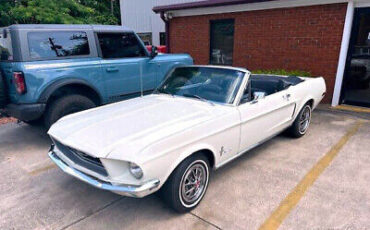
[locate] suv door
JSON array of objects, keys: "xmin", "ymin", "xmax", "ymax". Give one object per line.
[{"xmin": 97, "ymin": 32, "xmax": 158, "ymax": 102}]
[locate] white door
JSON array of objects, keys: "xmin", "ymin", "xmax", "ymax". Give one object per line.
[{"xmin": 237, "ymin": 88, "xmax": 296, "ymax": 153}]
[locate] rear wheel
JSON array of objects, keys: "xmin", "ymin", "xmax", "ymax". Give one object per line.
[
  {"xmin": 0, "ymin": 72, "xmax": 8, "ymax": 109},
  {"xmin": 44, "ymin": 94, "xmax": 96, "ymax": 129},
  {"xmin": 161, "ymin": 153, "xmax": 210, "ymax": 213},
  {"xmin": 288, "ymin": 103, "xmax": 312, "ymax": 138}
]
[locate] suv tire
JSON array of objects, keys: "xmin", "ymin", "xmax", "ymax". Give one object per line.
[
  {"xmin": 23, "ymin": 118, "xmax": 43, "ymax": 126},
  {"xmin": 44, "ymin": 94, "xmax": 96, "ymax": 129},
  {"xmin": 0, "ymin": 72, "xmax": 8, "ymax": 109}
]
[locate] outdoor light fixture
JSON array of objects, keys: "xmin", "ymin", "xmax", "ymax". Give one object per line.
[{"xmin": 164, "ymin": 12, "xmax": 173, "ymax": 21}]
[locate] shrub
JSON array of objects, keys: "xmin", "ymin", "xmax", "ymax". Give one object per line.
[{"xmin": 252, "ymin": 69, "xmax": 312, "ymax": 77}]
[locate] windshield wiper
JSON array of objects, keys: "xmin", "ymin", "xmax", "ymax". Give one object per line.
[{"xmin": 183, "ymin": 94, "xmax": 214, "ymax": 106}]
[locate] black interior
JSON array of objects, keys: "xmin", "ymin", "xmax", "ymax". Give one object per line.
[{"xmin": 242, "ymin": 75, "xmax": 304, "ymax": 103}]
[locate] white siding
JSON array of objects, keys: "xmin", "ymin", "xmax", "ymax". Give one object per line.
[{"xmin": 120, "ymin": 0, "xmax": 201, "ymax": 46}]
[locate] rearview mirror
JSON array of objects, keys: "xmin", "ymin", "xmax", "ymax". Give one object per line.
[{"xmin": 150, "ymin": 45, "xmax": 158, "ymax": 58}]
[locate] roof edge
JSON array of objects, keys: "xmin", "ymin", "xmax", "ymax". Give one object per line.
[{"xmin": 153, "ymin": 0, "xmax": 275, "ymax": 13}]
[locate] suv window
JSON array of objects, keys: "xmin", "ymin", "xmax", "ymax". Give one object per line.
[
  {"xmin": 0, "ymin": 29, "xmax": 13, "ymax": 61},
  {"xmin": 28, "ymin": 31, "xmax": 90, "ymax": 59},
  {"xmin": 97, "ymin": 33, "xmax": 146, "ymax": 59}
]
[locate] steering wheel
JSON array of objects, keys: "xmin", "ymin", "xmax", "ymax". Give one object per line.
[
  {"xmin": 171, "ymin": 76, "xmax": 192, "ymax": 88},
  {"xmin": 198, "ymin": 84, "xmax": 223, "ymax": 95}
]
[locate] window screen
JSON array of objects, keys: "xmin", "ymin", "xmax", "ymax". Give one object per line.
[
  {"xmin": 137, "ymin": 33, "xmax": 152, "ymax": 46},
  {"xmin": 97, "ymin": 33, "xmax": 146, "ymax": 59},
  {"xmin": 160, "ymin": 32, "xmax": 166, "ymax": 46},
  {"xmin": 28, "ymin": 31, "xmax": 89, "ymax": 59},
  {"xmin": 210, "ymin": 19, "xmax": 235, "ymax": 65}
]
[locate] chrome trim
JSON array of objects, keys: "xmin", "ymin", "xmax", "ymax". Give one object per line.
[{"xmin": 49, "ymin": 151, "xmax": 160, "ymax": 198}]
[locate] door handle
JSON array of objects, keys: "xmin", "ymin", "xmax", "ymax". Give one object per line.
[
  {"xmin": 106, "ymin": 67, "xmax": 119, "ymax": 72},
  {"xmin": 283, "ymin": 94, "xmax": 291, "ymax": 100}
]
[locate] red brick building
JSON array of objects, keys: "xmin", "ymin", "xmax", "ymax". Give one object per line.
[{"xmin": 154, "ymin": 0, "xmax": 370, "ymax": 107}]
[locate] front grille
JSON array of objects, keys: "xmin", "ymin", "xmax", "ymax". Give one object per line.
[
  {"xmin": 53, "ymin": 140, "xmax": 108, "ymax": 177},
  {"xmin": 69, "ymin": 147, "xmax": 102, "ymax": 166}
]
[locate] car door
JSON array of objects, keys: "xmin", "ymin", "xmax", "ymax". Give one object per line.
[
  {"xmin": 97, "ymin": 32, "xmax": 157, "ymax": 102},
  {"xmin": 237, "ymin": 82, "xmax": 296, "ymax": 152}
]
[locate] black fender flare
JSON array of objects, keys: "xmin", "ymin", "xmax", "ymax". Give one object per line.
[{"xmin": 38, "ymin": 78, "xmax": 103, "ymax": 104}]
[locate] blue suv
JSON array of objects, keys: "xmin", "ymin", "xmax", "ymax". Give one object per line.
[{"xmin": 0, "ymin": 24, "xmax": 193, "ymax": 128}]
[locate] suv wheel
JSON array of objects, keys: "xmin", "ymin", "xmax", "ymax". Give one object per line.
[
  {"xmin": 23, "ymin": 118, "xmax": 43, "ymax": 126},
  {"xmin": 44, "ymin": 94, "xmax": 96, "ymax": 129},
  {"xmin": 161, "ymin": 153, "xmax": 210, "ymax": 213}
]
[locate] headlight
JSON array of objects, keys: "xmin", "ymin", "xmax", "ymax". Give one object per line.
[{"xmin": 129, "ymin": 162, "xmax": 143, "ymax": 179}]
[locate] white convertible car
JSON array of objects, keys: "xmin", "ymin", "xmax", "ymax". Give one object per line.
[{"xmin": 48, "ymin": 66, "xmax": 326, "ymax": 212}]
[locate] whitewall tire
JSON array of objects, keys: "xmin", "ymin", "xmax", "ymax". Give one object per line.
[
  {"xmin": 288, "ymin": 103, "xmax": 312, "ymax": 138},
  {"xmin": 161, "ymin": 153, "xmax": 210, "ymax": 213}
]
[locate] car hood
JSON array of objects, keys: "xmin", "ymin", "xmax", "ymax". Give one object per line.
[{"xmin": 48, "ymin": 94, "xmax": 223, "ymax": 159}]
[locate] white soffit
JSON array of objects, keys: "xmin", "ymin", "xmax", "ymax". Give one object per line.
[
  {"xmin": 169, "ymin": 0, "xmax": 354, "ymax": 17},
  {"xmin": 356, "ymin": 0, "xmax": 370, "ymax": 8}
]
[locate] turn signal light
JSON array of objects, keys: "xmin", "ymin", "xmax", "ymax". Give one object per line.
[
  {"xmin": 129, "ymin": 162, "xmax": 143, "ymax": 179},
  {"xmin": 13, "ymin": 72, "xmax": 26, "ymax": 94}
]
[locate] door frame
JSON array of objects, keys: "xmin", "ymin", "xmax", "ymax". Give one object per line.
[
  {"xmin": 339, "ymin": 6, "xmax": 370, "ymax": 107},
  {"xmin": 332, "ymin": 1, "xmax": 370, "ymax": 106}
]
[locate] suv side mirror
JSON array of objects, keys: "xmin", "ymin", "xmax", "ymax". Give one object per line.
[
  {"xmin": 3, "ymin": 29, "xmax": 7, "ymax": 38},
  {"xmin": 150, "ymin": 45, "xmax": 158, "ymax": 58}
]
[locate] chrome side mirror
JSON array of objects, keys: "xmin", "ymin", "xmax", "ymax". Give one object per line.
[{"xmin": 251, "ymin": 91, "xmax": 266, "ymax": 104}]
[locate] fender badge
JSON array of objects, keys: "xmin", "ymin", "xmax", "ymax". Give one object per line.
[{"xmin": 220, "ymin": 146, "xmax": 226, "ymax": 156}]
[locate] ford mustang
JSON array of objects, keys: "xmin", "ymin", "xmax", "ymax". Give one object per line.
[{"xmin": 48, "ymin": 66, "xmax": 326, "ymax": 212}]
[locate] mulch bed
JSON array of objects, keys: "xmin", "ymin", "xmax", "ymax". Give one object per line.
[{"xmin": 0, "ymin": 117, "xmax": 17, "ymax": 126}]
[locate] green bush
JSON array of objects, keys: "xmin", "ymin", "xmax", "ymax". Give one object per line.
[{"xmin": 252, "ymin": 69, "xmax": 312, "ymax": 77}]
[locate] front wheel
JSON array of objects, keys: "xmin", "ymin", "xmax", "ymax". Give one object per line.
[
  {"xmin": 161, "ymin": 153, "xmax": 210, "ymax": 213},
  {"xmin": 287, "ymin": 103, "xmax": 312, "ymax": 138}
]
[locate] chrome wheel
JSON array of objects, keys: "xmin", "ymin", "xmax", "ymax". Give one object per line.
[
  {"xmin": 299, "ymin": 105, "xmax": 311, "ymax": 134},
  {"xmin": 179, "ymin": 160, "xmax": 208, "ymax": 207}
]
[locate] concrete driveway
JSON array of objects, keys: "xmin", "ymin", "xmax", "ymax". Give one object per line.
[{"xmin": 0, "ymin": 109, "xmax": 369, "ymax": 230}]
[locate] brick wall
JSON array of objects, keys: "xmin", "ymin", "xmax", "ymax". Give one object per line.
[{"xmin": 169, "ymin": 3, "xmax": 347, "ymax": 103}]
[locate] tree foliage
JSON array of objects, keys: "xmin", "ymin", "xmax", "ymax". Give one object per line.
[{"xmin": 0, "ymin": 0, "xmax": 121, "ymax": 27}]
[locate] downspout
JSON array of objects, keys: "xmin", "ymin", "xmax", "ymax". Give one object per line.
[{"xmin": 160, "ymin": 12, "xmax": 171, "ymax": 53}]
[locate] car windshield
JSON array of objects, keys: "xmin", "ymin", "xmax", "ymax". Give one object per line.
[{"xmin": 156, "ymin": 67, "xmax": 245, "ymax": 104}]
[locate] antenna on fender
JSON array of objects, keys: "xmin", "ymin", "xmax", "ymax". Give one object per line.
[{"xmin": 140, "ymin": 61, "xmax": 143, "ymax": 97}]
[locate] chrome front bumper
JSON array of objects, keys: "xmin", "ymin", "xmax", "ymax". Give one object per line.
[{"xmin": 48, "ymin": 151, "xmax": 160, "ymax": 198}]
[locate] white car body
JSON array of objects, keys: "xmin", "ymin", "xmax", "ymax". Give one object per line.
[{"xmin": 48, "ymin": 66, "xmax": 326, "ymax": 198}]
